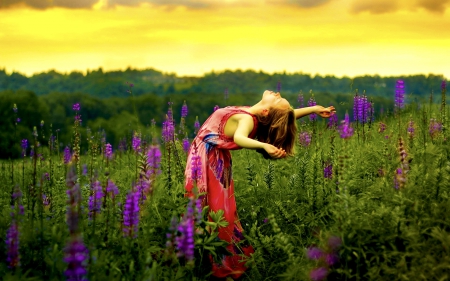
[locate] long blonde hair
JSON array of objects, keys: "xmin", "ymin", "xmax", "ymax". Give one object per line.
[{"xmin": 255, "ymin": 106, "xmax": 297, "ymax": 157}]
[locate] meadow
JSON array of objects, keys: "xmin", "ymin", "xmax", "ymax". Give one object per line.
[{"xmin": 1, "ymin": 80, "xmax": 450, "ymax": 281}]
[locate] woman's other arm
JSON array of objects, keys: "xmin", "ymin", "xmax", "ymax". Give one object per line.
[
  {"xmin": 294, "ymin": 105, "xmax": 336, "ymax": 119},
  {"xmin": 233, "ymin": 114, "xmax": 286, "ymax": 158}
]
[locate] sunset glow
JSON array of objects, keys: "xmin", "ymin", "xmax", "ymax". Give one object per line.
[{"xmin": 1, "ymin": 0, "xmax": 449, "ymax": 78}]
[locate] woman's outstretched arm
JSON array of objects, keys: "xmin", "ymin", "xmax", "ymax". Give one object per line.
[{"xmin": 294, "ymin": 105, "xmax": 336, "ymax": 119}]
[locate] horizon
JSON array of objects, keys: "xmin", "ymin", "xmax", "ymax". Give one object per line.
[{"xmin": 1, "ymin": 0, "xmax": 449, "ymax": 80}]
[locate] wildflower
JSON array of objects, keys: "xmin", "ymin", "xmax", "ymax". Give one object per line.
[
  {"xmin": 429, "ymin": 118, "xmax": 443, "ymax": 139},
  {"xmin": 190, "ymin": 145, "xmax": 202, "ymax": 182},
  {"xmin": 166, "ymin": 216, "xmax": 179, "ymax": 250},
  {"xmin": 310, "ymin": 267, "xmax": 328, "ymax": 281},
  {"xmin": 13, "ymin": 103, "xmax": 18, "ymax": 113},
  {"xmin": 194, "ymin": 116, "xmax": 200, "ymax": 134},
  {"xmin": 395, "ymin": 80, "xmax": 405, "ymax": 112},
  {"xmin": 307, "ymin": 247, "xmax": 324, "ymax": 260},
  {"xmin": 63, "ymin": 235, "xmax": 89, "ymax": 281},
  {"xmin": 175, "ymin": 199, "xmax": 195, "ymax": 261},
  {"xmin": 325, "ymin": 253, "xmax": 339, "ymax": 266},
  {"xmin": 64, "ymin": 146, "xmax": 71, "ymax": 164},
  {"xmin": 82, "ymin": 164, "xmax": 88, "ymax": 176},
  {"xmin": 118, "ymin": 137, "xmax": 127, "ymax": 153},
  {"xmin": 181, "ymin": 100, "xmax": 188, "ymax": 118},
  {"xmin": 162, "ymin": 115, "xmax": 175, "ymax": 143},
  {"xmin": 213, "ymin": 105, "xmax": 220, "ymax": 112},
  {"xmin": 277, "ymin": 80, "xmax": 281, "ymax": 92},
  {"xmin": 123, "ymin": 191, "xmax": 140, "ymax": 238},
  {"xmin": 327, "ymin": 236, "xmax": 342, "ymax": 251},
  {"xmin": 106, "ymin": 179, "xmax": 119, "ymax": 198},
  {"xmin": 378, "ymin": 122, "xmax": 387, "ymax": 133},
  {"xmin": 16, "ymin": 118, "xmax": 20, "ymax": 123},
  {"xmin": 327, "ymin": 112, "xmax": 338, "ymax": 129},
  {"xmin": 40, "ymin": 120, "xmax": 44, "ymax": 127},
  {"xmin": 5, "ymin": 220, "xmax": 20, "ymax": 268},
  {"xmin": 132, "ymin": 132, "xmax": 141, "ymax": 152},
  {"xmin": 182, "ymin": 137, "xmax": 190, "ymax": 152},
  {"xmin": 308, "ymin": 95, "xmax": 317, "ymax": 121},
  {"xmin": 263, "ymin": 218, "xmax": 269, "ymax": 224},
  {"xmin": 299, "ymin": 131, "xmax": 312, "ymax": 147},
  {"xmin": 105, "ymin": 143, "xmax": 113, "ymax": 160},
  {"xmin": 73, "ymin": 103, "xmax": 80, "ymax": 111},
  {"xmin": 324, "ymin": 163, "xmax": 333, "ymax": 179},
  {"xmin": 407, "ymin": 119, "xmax": 415, "ymax": 138},
  {"xmin": 224, "ymin": 88, "xmax": 229, "ymax": 101},
  {"xmin": 32, "ymin": 126, "xmax": 38, "ymax": 137},
  {"xmin": 338, "ymin": 113, "xmax": 354, "ymax": 139},
  {"xmin": 442, "ymin": 80, "xmax": 447, "ymax": 91},
  {"xmin": 43, "ymin": 172, "xmax": 50, "ymax": 181},
  {"xmin": 147, "ymin": 145, "xmax": 162, "ymax": 177},
  {"xmin": 298, "ymin": 92, "xmax": 304, "ymax": 108},
  {"xmin": 88, "ymin": 181, "xmax": 104, "ymax": 219},
  {"xmin": 354, "ymin": 94, "xmax": 373, "ymax": 124},
  {"xmin": 42, "ymin": 194, "xmax": 50, "ymax": 206},
  {"xmin": 21, "ymin": 139, "xmax": 28, "ymax": 157}
]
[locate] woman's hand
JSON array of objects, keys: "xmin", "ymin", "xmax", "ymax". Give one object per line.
[
  {"xmin": 263, "ymin": 143, "xmax": 287, "ymax": 159},
  {"xmin": 315, "ymin": 105, "xmax": 336, "ymax": 118}
]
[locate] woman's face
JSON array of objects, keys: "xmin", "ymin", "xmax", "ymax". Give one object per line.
[{"xmin": 261, "ymin": 90, "xmax": 291, "ymax": 110}]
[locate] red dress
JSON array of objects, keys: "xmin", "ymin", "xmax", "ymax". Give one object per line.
[{"xmin": 185, "ymin": 106, "xmax": 256, "ymax": 279}]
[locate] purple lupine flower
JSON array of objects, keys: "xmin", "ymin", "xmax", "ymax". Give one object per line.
[
  {"xmin": 42, "ymin": 194, "xmax": 50, "ymax": 206},
  {"xmin": 213, "ymin": 105, "xmax": 220, "ymax": 112},
  {"xmin": 327, "ymin": 112, "xmax": 338, "ymax": 129},
  {"xmin": 299, "ymin": 131, "xmax": 312, "ymax": 147},
  {"xmin": 338, "ymin": 113, "xmax": 354, "ymax": 139},
  {"xmin": 306, "ymin": 246, "xmax": 324, "ymax": 260},
  {"xmin": 395, "ymin": 80, "xmax": 405, "ymax": 112},
  {"xmin": 181, "ymin": 100, "xmax": 188, "ymax": 118},
  {"xmin": 166, "ymin": 216, "xmax": 179, "ymax": 249},
  {"xmin": 73, "ymin": 103, "xmax": 80, "ymax": 111},
  {"xmin": 429, "ymin": 118, "xmax": 443, "ymax": 139},
  {"xmin": 118, "ymin": 137, "xmax": 127, "ymax": 153},
  {"xmin": 105, "ymin": 143, "xmax": 113, "ymax": 160},
  {"xmin": 43, "ymin": 172, "xmax": 50, "ymax": 181},
  {"xmin": 88, "ymin": 180, "xmax": 104, "ymax": 220},
  {"xmin": 308, "ymin": 96, "xmax": 317, "ymax": 121},
  {"xmin": 5, "ymin": 221, "xmax": 20, "ymax": 268},
  {"xmin": 82, "ymin": 164, "xmax": 88, "ymax": 176},
  {"xmin": 64, "ymin": 146, "xmax": 71, "ymax": 164},
  {"xmin": 407, "ymin": 119, "xmax": 415, "ymax": 138},
  {"xmin": 13, "ymin": 103, "xmax": 18, "ymax": 113},
  {"xmin": 324, "ymin": 163, "xmax": 333, "ymax": 179},
  {"xmin": 106, "ymin": 179, "xmax": 119, "ymax": 198},
  {"xmin": 353, "ymin": 93, "xmax": 359, "ymax": 122},
  {"xmin": 327, "ymin": 236, "xmax": 342, "ymax": 251},
  {"xmin": 66, "ymin": 169, "xmax": 82, "ymax": 234},
  {"xmin": 394, "ymin": 168, "xmax": 404, "ymax": 189},
  {"xmin": 32, "ymin": 126, "xmax": 38, "ymax": 137},
  {"xmin": 182, "ymin": 137, "xmax": 190, "ymax": 152},
  {"xmin": 63, "ymin": 236, "xmax": 89, "ymax": 281},
  {"xmin": 325, "ymin": 253, "xmax": 340, "ymax": 266},
  {"xmin": 442, "ymin": 80, "xmax": 447, "ymax": 91},
  {"xmin": 123, "ymin": 191, "xmax": 140, "ymax": 238},
  {"xmin": 194, "ymin": 116, "xmax": 200, "ymax": 135},
  {"xmin": 21, "ymin": 139, "xmax": 28, "ymax": 157},
  {"xmin": 147, "ymin": 145, "xmax": 162, "ymax": 177},
  {"xmin": 135, "ymin": 179, "xmax": 149, "ymax": 204},
  {"xmin": 132, "ymin": 132, "xmax": 141, "ymax": 152},
  {"xmin": 298, "ymin": 93, "xmax": 304, "ymax": 109},
  {"xmin": 195, "ymin": 196, "xmax": 203, "ymax": 225},
  {"xmin": 224, "ymin": 88, "xmax": 229, "ymax": 101},
  {"xmin": 175, "ymin": 199, "xmax": 195, "ymax": 261},
  {"xmin": 16, "ymin": 118, "xmax": 20, "ymax": 123},
  {"xmin": 310, "ymin": 267, "xmax": 328, "ymax": 281},
  {"xmin": 191, "ymin": 149, "xmax": 202, "ymax": 182},
  {"xmin": 276, "ymin": 81, "xmax": 281, "ymax": 92},
  {"xmin": 378, "ymin": 122, "xmax": 387, "ymax": 133},
  {"xmin": 162, "ymin": 116, "xmax": 175, "ymax": 143},
  {"xmin": 263, "ymin": 218, "xmax": 269, "ymax": 224}
]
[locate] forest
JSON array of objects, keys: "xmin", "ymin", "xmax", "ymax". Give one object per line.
[{"xmin": 0, "ymin": 68, "xmax": 445, "ymax": 159}]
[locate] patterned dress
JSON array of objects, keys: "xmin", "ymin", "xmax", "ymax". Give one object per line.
[{"xmin": 185, "ymin": 106, "xmax": 257, "ymax": 279}]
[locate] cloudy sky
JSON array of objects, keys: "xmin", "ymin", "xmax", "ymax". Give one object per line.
[{"xmin": 1, "ymin": 0, "xmax": 449, "ymax": 78}]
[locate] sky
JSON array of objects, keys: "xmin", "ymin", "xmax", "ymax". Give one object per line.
[{"xmin": 1, "ymin": 0, "xmax": 449, "ymax": 78}]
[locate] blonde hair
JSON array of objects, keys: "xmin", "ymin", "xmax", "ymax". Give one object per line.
[{"xmin": 255, "ymin": 106, "xmax": 297, "ymax": 157}]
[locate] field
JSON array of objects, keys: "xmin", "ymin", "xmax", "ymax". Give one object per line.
[{"xmin": 1, "ymin": 82, "xmax": 450, "ymax": 281}]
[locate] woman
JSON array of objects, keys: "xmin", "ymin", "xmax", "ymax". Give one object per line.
[{"xmin": 185, "ymin": 90, "xmax": 335, "ymax": 280}]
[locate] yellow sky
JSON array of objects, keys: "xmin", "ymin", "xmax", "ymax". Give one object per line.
[{"xmin": 1, "ymin": 0, "xmax": 449, "ymax": 78}]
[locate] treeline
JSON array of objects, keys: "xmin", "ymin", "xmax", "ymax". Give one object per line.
[
  {"xmin": 0, "ymin": 68, "xmax": 445, "ymax": 98},
  {"xmin": 1, "ymin": 88, "xmax": 398, "ymax": 159}
]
